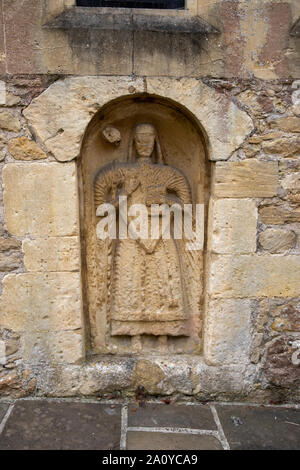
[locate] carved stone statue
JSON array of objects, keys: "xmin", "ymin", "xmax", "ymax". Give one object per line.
[{"xmin": 94, "ymin": 123, "xmax": 194, "ymax": 340}]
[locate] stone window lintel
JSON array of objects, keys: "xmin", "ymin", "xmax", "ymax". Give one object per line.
[{"xmin": 43, "ymin": 4, "xmax": 219, "ymax": 35}]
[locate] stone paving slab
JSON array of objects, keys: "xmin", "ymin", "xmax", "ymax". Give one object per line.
[
  {"xmin": 0, "ymin": 400, "xmax": 300, "ymax": 450},
  {"xmin": 127, "ymin": 431, "xmax": 223, "ymax": 450},
  {"xmin": 216, "ymin": 405, "xmax": 300, "ymax": 450},
  {"xmin": 0, "ymin": 401, "xmax": 121, "ymax": 450},
  {"xmin": 0, "ymin": 404, "xmax": 9, "ymax": 423},
  {"xmin": 128, "ymin": 403, "xmax": 217, "ymax": 430}
]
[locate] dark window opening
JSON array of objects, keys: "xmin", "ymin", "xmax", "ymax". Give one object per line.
[{"xmin": 76, "ymin": 0, "xmax": 185, "ymax": 9}]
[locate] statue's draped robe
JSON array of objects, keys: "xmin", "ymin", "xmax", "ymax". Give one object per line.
[{"xmin": 94, "ymin": 159, "xmax": 192, "ymax": 336}]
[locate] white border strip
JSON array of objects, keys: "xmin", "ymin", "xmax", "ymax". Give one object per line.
[
  {"xmin": 210, "ymin": 405, "xmax": 230, "ymax": 450},
  {"xmin": 0, "ymin": 404, "xmax": 14, "ymax": 437},
  {"xmin": 120, "ymin": 405, "xmax": 128, "ymax": 450},
  {"xmin": 127, "ymin": 426, "xmax": 219, "ymax": 438}
]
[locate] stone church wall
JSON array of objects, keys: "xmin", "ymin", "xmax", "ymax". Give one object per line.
[{"xmin": 0, "ymin": 0, "xmax": 299, "ymax": 402}]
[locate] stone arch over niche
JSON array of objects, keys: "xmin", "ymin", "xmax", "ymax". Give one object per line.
[{"xmin": 79, "ymin": 94, "xmax": 210, "ymax": 356}]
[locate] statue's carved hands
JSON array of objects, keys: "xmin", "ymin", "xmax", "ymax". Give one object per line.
[
  {"xmin": 110, "ymin": 197, "xmax": 121, "ymax": 209},
  {"xmin": 124, "ymin": 178, "xmax": 139, "ymax": 196},
  {"xmin": 109, "ymin": 188, "xmax": 126, "ymax": 208},
  {"xmin": 145, "ymin": 185, "xmax": 167, "ymax": 206},
  {"xmin": 109, "ymin": 177, "xmax": 139, "ymax": 208},
  {"xmin": 145, "ymin": 187, "xmax": 183, "ymax": 207},
  {"xmin": 165, "ymin": 193, "xmax": 183, "ymax": 207}
]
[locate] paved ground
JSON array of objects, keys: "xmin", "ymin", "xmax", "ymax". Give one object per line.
[{"xmin": 0, "ymin": 399, "xmax": 299, "ymax": 450}]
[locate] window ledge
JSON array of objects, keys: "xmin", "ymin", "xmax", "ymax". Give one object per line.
[{"xmin": 44, "ymin": 6, "xmax": 219, "ymax": 34}]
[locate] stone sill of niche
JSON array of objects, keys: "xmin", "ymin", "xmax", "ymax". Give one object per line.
[{"xmin": 44, "ymin": 6, "xmax": 219, "ymax": 34}]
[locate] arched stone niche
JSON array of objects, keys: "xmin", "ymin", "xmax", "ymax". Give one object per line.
[{"xmin": 79, "ymin": 94, "xmax": 210, "ymax": 356}]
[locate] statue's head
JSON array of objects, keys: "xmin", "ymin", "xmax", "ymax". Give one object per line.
[
  {"xmin": 129, "ymin": 123, "xmax": 164, "ymax": 164},
  {"xmin": 134, "ymin": 123, "xmax": 156, "ymax": 159}
]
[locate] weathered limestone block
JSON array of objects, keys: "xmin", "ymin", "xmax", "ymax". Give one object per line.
[
  {"xmin": 191, "ymin": 362, "xmax": 249, "ymax": 397},
  {"xmin": 250, "ymin": 332, "xmax": 264, "ymax": 364},
  {"xmin": 262, "ymin": 137, "xmax": 300, "ymax": 156},
  {"xmin": 32, "ymin": 360, "xmax": 135, "ymax": 397},
  {"xmin": 0, "ymin": 110, "xmax": 21, "ymax": 132},
  {"xmin": 8, "ymin": 136, "xmax": 47, "ymax": 160},
  {"xmin": 292, "ymin": 103, "xmax": 300, "ymax": 116},
  {"xmin": 155, "ymin": 358, "xmax": 195, "ymax": 395},
  {"xmin": 0, "ymin": 81, "xmax": 6, "ymax": 105},
  {"xmin": 0, "ymin": 237, "xmax": 21, "ymax": 251},
  {"xmin": 261, "ymin": 131, "xmax": 283, "ymax": 141},
  {"xmin": 3, "ymin": 162, "xmax": 79, "ymax": 236},
  {"xmin": 271, "ymin": 302, "xmax": 300, "ymax": 332},
  {"xmin": 25, "ymin": 377, "xmax": 37, "ymax": 394},
  {"xmin": 33, "ymin": 366, "xmax": 81, "ymax": 397},
  {"xmin": 5, "ymin": 338, "xmax": 19, "ymax": 357},
  {"xmin": 264, "ymin": 336, "xmax": 300, "ymax": 387},
  {"xmin": 23, "ymin": 76, "xmax": 144, "ymax": 162},
  {"xmin": 0, "ymin": 328, "xmax": 20, "ymax": 370},
  {"xmin": 248, "ymin": 136, "xmax": 262, "ymax": 144},
  {"xmin": 0, "ymin": 81, "xmax": 20, "ymax": 107},
  {"xmin": 236, "ymin": 89, "xmax": 274, "ymax": 117},
  {"xmin": 0, "ymin": 327, "xmax": 20, "ymax": 345},
  {"xmin": 82, "ymin": 358, "xmax": 135, "ymax": 395},
  {"xmin": 0, "ymin": 135, "xmax": 7, "ymax": 149},
  {"xmin": 212, "ymin": 160, "xmax": 278, "ymax": 198},
  {"xmin": 269, "ymin": 116, "xmax": 300, "ymax": 133},
  {"xmin": 242, "ymin": 143, "xmax": 260, "ymax": 158},
  {"xmin": 23, "ymin": 76, "xmax": 253, "ymax": 163},
  {"xmin": 259, "ymin": 202, "xmax": 300, "ymax": 224},
  {"xmin": 0, "ymin": 341, "xmax": 6, "ymax": 365},
  {"xmin": 290, "ymin": 192, "xmax": 300, "ymax": 206},
  {"xmin": 208, "ymin": 254, "xmax": 300, "ymax": 298},
  {"xmin": 281, "ymin": 172, "xmax": 300, "ymax": 192},
  {"xmin": 23, "ymin": 237, "xmax": 80, "ymax": 272},
  {"xmin": 0, "ymin": 370, "xmax": 23, "ymax": 396},
  {"xmin": 146, "ymin": 77, "xmax": 253, "ymax": 161},
  {"xmin": 25, "ymin": 358, "xmax": 256, "ymax": 399},
  {"xmin": 133, "ymin": 360, "xmax": 166, "ymax": 394},
  {"xmin": 21, "ymin": 330, "xmax": 83, "ymax": 365},
  {"xmin": 5, "ymin": 93, "xmax": 21, "ymax": 107},
  {"xmin": 279, "ymin": 159, "xmax": 300, "ymax": 173},
  {"xmin": 0, "ymin": 251, "xmax": 22, "ymax": 271},
  {"xmin": 0, "ymin": 140, "xmax": 5, "ymax": 161},
  {"xmin": 0, "ymin": 273, "xmax": 82, "ymax": 332},
  {"xmin": 204, "ymin": 298, "xmax": 252, "ymax": 366},
  {"xmin": 208, "ymin": 198, "xmax": 257, "ymax": 253},
  {"xmin": 258, "ymin": 229, "xmax": 296, "ymax": 253}
]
